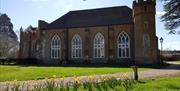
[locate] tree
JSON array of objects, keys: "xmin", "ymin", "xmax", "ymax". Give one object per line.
[
  {"xmin": 0, "ymin": 34, "xmax": 18, "ymax": 57},
  {"xmin": 0, "ymin": 14, "xmax": 18, "ymax": 39},
  {"xmin": 0, "ymin": 13, "xmax": 19, "ymax": 58},
  {"xmin": 161, "ymin": 0, "xmax": 180, "ymax": 34}
]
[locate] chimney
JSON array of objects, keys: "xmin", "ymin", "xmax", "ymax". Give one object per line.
[{"xmin": 38, "ymin": 20, "xmax": 48, "ymax": 30}]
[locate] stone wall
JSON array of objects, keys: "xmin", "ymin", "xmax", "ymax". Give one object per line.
[
  {"xmin": 41, "ymin": 24, "xmax": 134, "ymax": 64},
  {"xmin": 133, "ymin": 0, "xmax": 158, "ymax": 64}
]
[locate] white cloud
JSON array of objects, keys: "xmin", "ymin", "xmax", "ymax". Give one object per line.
[{"xmin": 157, "ymin": 11, "xmax": 166, "ymax": 15}]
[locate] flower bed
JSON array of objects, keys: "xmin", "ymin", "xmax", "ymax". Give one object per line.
[{"xmin": 2, "ymin": 74, "xmax": 135, "ymax": 91}]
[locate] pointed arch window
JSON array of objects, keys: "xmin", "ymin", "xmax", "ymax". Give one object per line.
[
  {"xmin": 143, "ymin": 35, "xmax": 150, "ymax": 54},
  {"xmin": 72, "ymin": 34, "xmax": 82, "ymax": 58},
  {"xmin": 94, "ymin": 32, "xmax": 105, "ymax": 58},
  {"xmin": 143, "ymin": 35, "xmax": 150, "ymax": 48},
  {"xmin": 117, "ymin": 32, "xmax": 130, "ymax": 58},
  {"xmin": 51, "ymin": 35, "xmax": 61, "ymax": 59}
]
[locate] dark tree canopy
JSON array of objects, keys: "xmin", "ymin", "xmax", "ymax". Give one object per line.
[
  {"xmin": 0, "ymin": 13, "xmax": 17, "ymax": 39},
  {"xmin": 0, "ymin": 13, "xmax": 19, "ymax": 58},
  {"xmin": 161, "ymin": 0, "xmax": 180, "ymax": 34}
]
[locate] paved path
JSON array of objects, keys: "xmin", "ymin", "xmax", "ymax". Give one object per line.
[
  {"xmin": 137, "ymin": 64, "xmax": 180, "ymax": 78},
  {"xmin": 0, "ymin": 63, "xmax": 180, "ymax": 91}
]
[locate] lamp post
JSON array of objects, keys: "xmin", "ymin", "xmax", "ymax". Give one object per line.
[{"xmin": 160, "ymin": 37, "xmax": 164, "ymax": 64}]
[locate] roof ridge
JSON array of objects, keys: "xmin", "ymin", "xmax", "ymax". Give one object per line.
[{"xmin": 69, "ymin": 6, "xmax": 130, "ymax": 13}]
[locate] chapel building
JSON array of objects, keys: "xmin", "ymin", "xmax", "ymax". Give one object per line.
[{"xmin": 19, "ymin": 0, "xmax": 159, "ymax": 64}]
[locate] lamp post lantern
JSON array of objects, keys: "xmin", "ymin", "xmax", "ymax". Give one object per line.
[{"xmin": 160, "ymin": 37, "xmax": 164, "ymax": 64}]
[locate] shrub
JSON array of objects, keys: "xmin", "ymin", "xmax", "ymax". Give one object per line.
[
  {"xmin": 15, "ymin": 58, "xmax": 38, "ymax": 65},
  {"xmin": 0, "ymin": 58, "xmax": 38, "ymax": 65}
]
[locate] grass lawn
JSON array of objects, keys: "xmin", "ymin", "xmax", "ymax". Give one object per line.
[
  {"xmin": 174, "ymin": 60, "xmax": 180, "ymax": 64},
  {"xmin": 0, "ymin": 64, "xmax": 154, "ymax": 82},
  {"xmin": 76, "ymin": 76, "xmax": 180, "ymax": 91},
  {"xmin": 166, "ymin": 60, "xmax": 180, "ymax": 64},
  {"xmin": 133, "ymin": 76, "xmax": 180, "ymax": 91}
]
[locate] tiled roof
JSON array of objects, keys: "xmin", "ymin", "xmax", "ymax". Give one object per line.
[{"xmin": 47, "ymin": 6, "xmax": 133, "ymax": 29}]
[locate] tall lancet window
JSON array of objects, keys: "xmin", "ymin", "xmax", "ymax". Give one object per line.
[
  {"xmin": 143, "ymin": 35, "xmax": 150, "ymax": 48},
  {"xmin": 143, "ymin": 34, "xmax": 150, "ymax": 56},
  {"xmin": 72, "ymin": 34, "xmax": 82, "ymax": 58},
  {"xmin": 51, "ymin": 35, "xmax": 61, "ymax": 59},
  {"xmin": 117, "ymin": 32, "xmax": 130, "ymax": 58},
  {"xmin": 94, "ymin": 32, "xmax": 105, "ymax": 58}
]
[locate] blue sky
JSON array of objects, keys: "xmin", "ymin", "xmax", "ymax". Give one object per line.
[{"xmin": 1, "ymin": 0, "xmax": 180, "ymax": 50}]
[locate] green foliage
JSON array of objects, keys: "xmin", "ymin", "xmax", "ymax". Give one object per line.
[
  {"xmin": 72, "ymin": 82, "xmax": 81, "ymax": 91},
  {"xmin": 22, "ymin": 74, "xmax": 133, "ymax": 91},
  {"xmin": 2, "ymin": 75, "xmax": 180, "ymax": 91},
  {"xmin": 122, "ymin": 78, "xmax": 135, "ymax": 91},
  {"xmin": 0, "ymin": 14, "xmax": 13, "ymax": 32},
  {"xmin": 161, "ymin": 0, "xmax": 180, "ymax": 34},
  {"xmin": 0, "ymin": 14, "xmax": 19, "ymax": 58},
  {"xmin": 44, "ymin": 79, "xmax": 57, "ymax": 91}
]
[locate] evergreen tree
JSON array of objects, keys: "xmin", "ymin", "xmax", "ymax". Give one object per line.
[
  {"xmin": 161, "ymin": 0, "xmax": 180, "ymax": 34},
  {"xmin": 0, "ymin": 14, "xmax": 18, "ymax": 39},
  {"xmin": 0, "ymin": 13, "xmax": 19, "ymax": 58}
]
